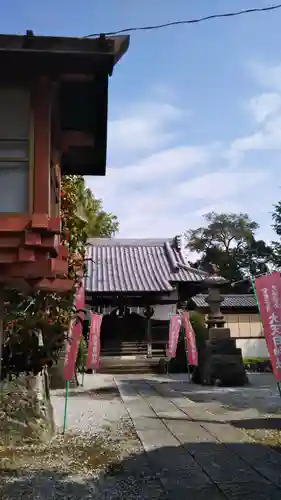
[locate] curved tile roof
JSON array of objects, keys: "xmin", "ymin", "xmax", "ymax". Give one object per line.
[
  {"xmin": 85, "ymin": 237, "xmax": 207, "ymax": 293},
  {"xmin": 192, "ymin": 294, "xmax": 257, "ymax": 309}
]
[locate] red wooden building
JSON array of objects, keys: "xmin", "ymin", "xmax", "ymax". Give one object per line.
[{"xmin": 0, "ymin": 31, "xmax": 129, "ymax": 292}]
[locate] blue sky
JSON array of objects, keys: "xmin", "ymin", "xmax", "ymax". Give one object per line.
[{"xmin": 1, "ymin": 1, "xmax": 281, "ymax": 247}]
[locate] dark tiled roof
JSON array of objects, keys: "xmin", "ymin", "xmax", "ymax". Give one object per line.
[
  {"xmin": 192, "ymin": 294, "xmax": 257, "ymax": 309},
  {"xmin": 85, "ymin": 236, "xmax": 207, "ymax": 294}
]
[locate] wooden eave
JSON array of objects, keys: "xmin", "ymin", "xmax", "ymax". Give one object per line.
[{"xmin": 0, "ymin": 33, "xmax": 130, "ymax": 76}]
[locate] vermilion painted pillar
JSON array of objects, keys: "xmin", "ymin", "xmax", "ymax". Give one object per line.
[{"xmin": 32, "ymin": 76, "xmax": 51, "ymax": 215}]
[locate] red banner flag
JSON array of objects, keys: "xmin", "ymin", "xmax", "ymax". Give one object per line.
[
  {"xmin": 181, "ymin": 311, "xmax": 198, "ymax": 366},
  {"xmin": 168, "ymin": 314, "xmax": 181, "ymax": 359},
  {"xmin": 86, "ymin": 313, "xmax": 103, "ymax": 371},
  {"xmin": 63, "ymin": 284, "xmax": 85, "ymax": 382},
  {"xmin": 255, "ymin": 272, "xmax": 281, "ymax": 381},
  {"xmin": 64, "ymin": 317, "xmax": 83, "ymax": 381}
]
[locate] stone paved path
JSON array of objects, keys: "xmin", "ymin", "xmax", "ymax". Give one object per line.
[
  {"xmin": 115, "ymin": 376, "xmax": 281, "ymax": 499},
  {"xmin": 2, "ymin": 374, "xmax": 281, "ymax": 499}
]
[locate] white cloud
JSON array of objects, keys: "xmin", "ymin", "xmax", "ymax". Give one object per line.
[
  {"xmin": 86, "ymin": 76, "xmax": 280, "ymax": 241},
  {"xmin": 248, "ymin": 93, "xmax": 281, "ymax": 124},
  {"xmin": 108, "ymin": 145, "xmax": 212, "ymax": 185},
  {"xmin": 231, "ymin": 114, "xmax": 281, "ymax": 152},
  {"xmin": 176, "ymin": 170, "xmax": 268, "ymax": 200},
  {"xmin": 250, "ymin": 61, "xmax": 281, "ymax": 92},
  {"xmin": 108, "ymin": 102, "xmax": 184, "ymax": 159}
]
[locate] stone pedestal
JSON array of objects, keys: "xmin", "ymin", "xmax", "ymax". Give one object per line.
[
  {"xmin": 201, "ymin": 273, "xmax": 247, "ymax": 386},
  {"xmin": 201, "ymin": 333, "xmax": 247, "ymax": 386}
]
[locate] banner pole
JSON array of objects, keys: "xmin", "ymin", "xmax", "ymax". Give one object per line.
[
  {"xmin": 63, "ymin": 379, "xmax": 70, "ymax": 434},
  {"xmin": 81, "ymin": 369, "xmax": 85, "ymax": 387},
  {"xmin": 250, "ymin": 275, "xmax": 281, "ymax": 399}
]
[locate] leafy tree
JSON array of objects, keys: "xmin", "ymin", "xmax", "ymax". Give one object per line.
[
  {"xmin": 185, "ymin": 211, "xmax": 273, "ymax": 282},
  {"xmin": 63, "ymin": 176, "xmax": 119, "ymax": 238},
  {"xmin": 271, "ymin": 201, "xmax": 281, "ymax": 268}
]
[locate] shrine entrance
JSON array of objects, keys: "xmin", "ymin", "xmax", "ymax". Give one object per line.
[
  {"xmin": 96, "ymin": 307, "xmax": 168, "ymax": 374},
  {"xmin": 100, "ymin": 308, "xmax": 147, "ymax": 352}
]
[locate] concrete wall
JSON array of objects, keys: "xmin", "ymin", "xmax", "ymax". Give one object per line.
[
  {"xmin": 225, "ymin": 313, "xmax": 263, "ymax": 338},
  {"xmin": 236, "ymin": 338, "xmax": 269, "ymax": 359},
  {"xmin": 223, "ymin": 312, "xmax": 268, "ymax": 359},
  {"xmin": 201, "ymin": 311, "xmax": 268, "ymax": 359}
]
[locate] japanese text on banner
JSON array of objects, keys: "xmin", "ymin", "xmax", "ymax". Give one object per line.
[
  {"xmin": 64, "ymin": 318, "xmax": 82, "ymax": 381},
  {"xmin": 168, "ymin": 314, "xmax": 181, "ymax": 359},
  {"xmin": 255, "ymin": 272, "xmax": 281, "ymax": 381},
  {"xmin": 181, "ymin": 311, "xmax": 198, "ymax": 366},
  {"xmin": 86, "ymin": 313, "xmax": 103, "ymax": 371}
]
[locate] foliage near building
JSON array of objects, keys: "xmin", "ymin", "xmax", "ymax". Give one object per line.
[{"xmin": 1, "ymin": 176, "xmax": 118, "ymax": 380}]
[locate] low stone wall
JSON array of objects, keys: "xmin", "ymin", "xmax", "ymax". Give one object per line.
[
  {"xmin": 0, "ymin": 371, "xmax": 55, "ymax": 445},
  {"xmin": 236, "ymin": 338, "xmax": 269, "ymax": 358}
]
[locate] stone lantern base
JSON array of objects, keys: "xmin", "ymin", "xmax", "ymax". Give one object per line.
[{"xmin": 200, "ymin": 328, "xmax": 248, "ymax": 386}]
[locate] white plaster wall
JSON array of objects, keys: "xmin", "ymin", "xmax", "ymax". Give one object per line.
[{"xmin": 236, "ymin": 338, "xmax": 269, "ymax": 359}]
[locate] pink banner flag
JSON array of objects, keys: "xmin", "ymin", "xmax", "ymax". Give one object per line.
[
  {"xmin": 86, "ymin": 313, "xmax": 103, "ymax": 371},
  {"xmin": 64, "ymin": 317, "xmax": 83, "ymax": 381},
  {"xmin": 181, "ymin": 311, "xmax": 198, "ymax": 366},
  {"xmin": 255, "ymin": 272, "xmax": 281, "ymax": 381},
  {"xmin": 168, "ymin": 314, "xmax": 181, "ymax": 359},
  {"xmin": 63, "ymin": 283, "xmax": 85, "ymax": 382}
]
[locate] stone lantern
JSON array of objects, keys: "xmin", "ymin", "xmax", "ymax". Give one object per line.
[{"xmin": 201, "ymin": 267, "xmax": 247, "ymax": 386}]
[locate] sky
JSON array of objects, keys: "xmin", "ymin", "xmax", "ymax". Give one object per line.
[{"xmin": 1, "ymin": 0, "xmax": 281, "ymax": 246}]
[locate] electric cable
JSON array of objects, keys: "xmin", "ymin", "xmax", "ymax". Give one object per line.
[{"xmin": 85, "ymin": 3, "xmax": 281, "ymax": 37}]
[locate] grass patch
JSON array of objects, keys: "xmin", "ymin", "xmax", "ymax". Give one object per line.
[{"xmin": 242, "ymin": 428, "xmax": 281, "ymax": 453}]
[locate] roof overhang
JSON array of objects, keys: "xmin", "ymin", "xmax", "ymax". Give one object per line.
[
  {"xmin": 0, "ymin": 32, "xmax": 130, "ymax": 77},
  {"xmin": 0, "ymin": 32, "xmax": 129, "ymax": 177}
]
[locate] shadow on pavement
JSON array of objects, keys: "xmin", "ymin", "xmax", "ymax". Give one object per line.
[
  {"xmin": 143, "ymin": 414, "xmax": 281, "ymax": 433},
  {"xmin": 2, "ymin": 440, "xmax": 281, "ymax": 499},
  {"xmin": 134, "ymin": 376, "xmax": 281, "ymax": 415},
  {"xmin": 67, "ymin": 386, "xmax": 120, "ymax": 399},
  {"xmin": 231, "ymin": 417, "xmax": 281, "ymax": 430},
  {"xmin": 53, "ymin": 385, "xmax": 120, "ymax": 400}
]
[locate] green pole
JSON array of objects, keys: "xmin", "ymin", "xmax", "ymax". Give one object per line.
[
  {"xmin": 63, "ymin": 380, "xmax": 70, "ymax": 434},
  {"xmin": 250, "ymin": 276, "xmax": 281, "ymax": 399},
  {"xmin": 81, "ymin": 369, "xmax": 85, "ymax": 387}
]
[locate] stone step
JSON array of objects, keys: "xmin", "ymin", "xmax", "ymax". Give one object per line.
[
  {"xmin": 98, "ymin": 365, "xmax": 158, "ymax": 374},
  {"xmin": 98, "ymin": 356, "xmax": 160, "ymax": 374}
]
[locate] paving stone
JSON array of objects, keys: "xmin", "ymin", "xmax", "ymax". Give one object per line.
[
  {"xmin": 193, "ymin": 449, "xmax": 270, "ymax": 484},
  {"xmin": 227, "ymin": 442, "xmax": 281, "ymax": 487},
  {"xmin": 220, "ymin": 481, "xmax": 281, "ymax": 499},
  {"xmin": 147, "ymin": 446, "xmax": 199, "ymax": 470},
  {"xmin": 164, "ymin": 419, "xmax": 219, "ymax": 447},
  {"xmin": 136, "ymin": 429, "xmax": 179, "ymax": 450},
  {"xmin": 202, "ymin": 421, "xmax": 253, "ymax": 444},
  {"xmin": 133, "ymin": 416, "xmax": 169, "ymax": 431},
  {"xmin": 159, "ymin": 483, "xmax": 227, "ymax": 500},
  {"xmin": 117, "ymin": 376, "xmax": 281, "ymax": 496}
]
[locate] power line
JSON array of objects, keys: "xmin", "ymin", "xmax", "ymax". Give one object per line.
[{"xmin": 85, "ymin": 3, "xmax": 281, "ymax": 37}]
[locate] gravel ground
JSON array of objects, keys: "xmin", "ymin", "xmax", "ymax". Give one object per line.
[{"xmin": 1, "ymin": 374, "xmax": 163, "ymax": 500}]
